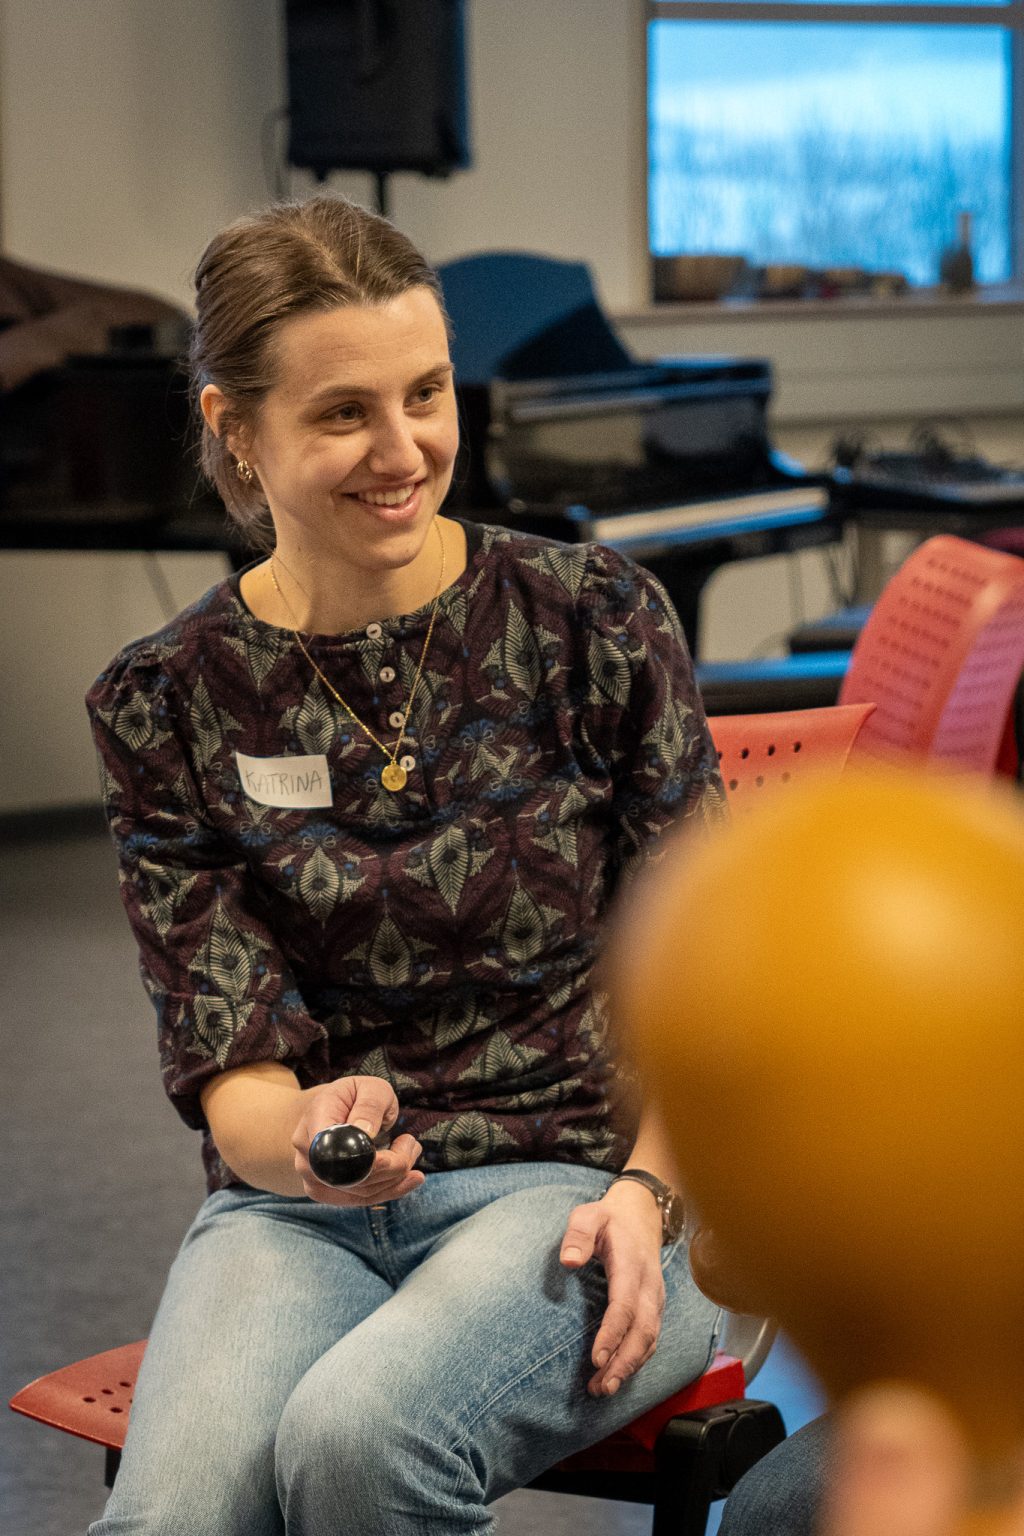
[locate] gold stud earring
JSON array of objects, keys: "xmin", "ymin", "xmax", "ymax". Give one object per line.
[{"xmin": 236, "ymin": 459, "xmax": 254, "ymax": 484}]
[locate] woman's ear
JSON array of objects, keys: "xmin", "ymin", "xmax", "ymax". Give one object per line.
[
  {"xmin": 200, "ymin": 384, "xmax": 248, "ymax": 460},
  {"xmin": 199, "ymin": 383, "xmax": 226, "ymax": 437}
]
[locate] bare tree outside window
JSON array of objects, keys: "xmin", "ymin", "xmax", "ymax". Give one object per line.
[{"xmin": 648, "ymin": 13, "xmax": 1015, "ymax": 287}]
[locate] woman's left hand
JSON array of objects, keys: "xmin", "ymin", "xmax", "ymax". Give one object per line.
[{"xmin": 560, "ymin": 1178, "xmax": 666, "ymax": 1397}]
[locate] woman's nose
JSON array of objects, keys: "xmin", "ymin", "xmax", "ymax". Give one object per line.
[{"xmin": 366, "ymin": 413, "xmax": 422, "ymax": 480}]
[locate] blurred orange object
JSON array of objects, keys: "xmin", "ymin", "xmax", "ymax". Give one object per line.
[{"xmin": 611, "ymin": 764, "xmax": 1024, "ymax": 1478}]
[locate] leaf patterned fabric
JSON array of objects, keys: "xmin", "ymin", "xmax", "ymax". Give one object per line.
[{"xmin": 87, "ymin": 522, "xmax": 724, "ymax": 1193}]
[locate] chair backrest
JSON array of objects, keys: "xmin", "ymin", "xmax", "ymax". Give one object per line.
[
  {"xmin": 719, "ymin": 1313, "xmax": 778, "ymax": 1385},
  {"xmin": 838, "ymin": 534, "xmax": 1024, "ymax": 774},
  {"xmin": 708, "ymin": 702, "xmax": 876, "ymax": 812},
  {"xmin": 436, "ymin": 251, "xmax": 634, "ymax": 385}
]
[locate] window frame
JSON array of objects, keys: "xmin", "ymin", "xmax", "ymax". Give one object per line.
[{"xmin": 646, "ymin": 0, "xmax": 1024, "ymax": 289}]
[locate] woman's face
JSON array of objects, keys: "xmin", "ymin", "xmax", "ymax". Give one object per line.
[{"xmin": 238, "ymin": 288, "xmax": 459, "ymax": 577}]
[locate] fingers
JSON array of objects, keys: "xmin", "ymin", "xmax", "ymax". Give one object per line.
[
  {"xmin": 587, "ymin": 1225, "xmax": 665, "ymax": 1397},
  {"xmin": 560, "ymin": 1201, "xmax": 602, "ymax": 1269},
  {"xmin": 339, "ymin": 1077, "xmax": 401, "ymax": 1140},
  {"xmin": 290, "ymin": 1075, "xmax": 400, "ymax": 1160},
  {"xmin": 588, "ymin": 1285, "xmax": 664, "ymax": 1398},
  {"xmin": 561, "ymin": 1198, "xmax": 667, "ymax": 1397},
  {"xmin": 291, "ymin": 1075, "xmax": 417, "ymax": 1207},
  {"xmin": 297, "ymin": 1132, "xmax": 425, "ymax": 1207}
]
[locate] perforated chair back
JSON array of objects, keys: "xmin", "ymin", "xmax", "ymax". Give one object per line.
[
  {"xmin": 838, "ymin": 534, "xmax": 1024, "ymax": 774},
  {"xmin": 708, "ymin": 703, "xmax": 876, "ymax": 812}
]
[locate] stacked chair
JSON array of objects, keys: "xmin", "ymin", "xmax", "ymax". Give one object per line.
[{"xmin": 699, "ymin": 534, "xmax": 1024, "ymax": 780}]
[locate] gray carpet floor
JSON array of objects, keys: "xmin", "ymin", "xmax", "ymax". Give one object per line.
[{"xmin": 1, "ymin": 825, "xmax": 824, "ymax": 1535}]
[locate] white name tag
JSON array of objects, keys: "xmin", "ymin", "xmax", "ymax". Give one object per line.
[{"xmin": 235, "ymin": 752, "xmax": 333, "ymax": 809}]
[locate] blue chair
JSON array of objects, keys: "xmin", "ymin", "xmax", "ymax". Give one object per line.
[{"xmin": 437, "ymin": 251, "xmax": 634, "ymax": 386}]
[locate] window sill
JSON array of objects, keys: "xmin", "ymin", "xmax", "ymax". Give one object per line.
[
  {"xmin": 614, "ymin": 284, "xmax": 1024, "ymax": 423},
  {"xmin": 614, "ymin": 282, "xmax": 1024, "ymax": 325}
]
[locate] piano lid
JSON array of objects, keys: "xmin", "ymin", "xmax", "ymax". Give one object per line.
[{"xmin": 483, "ymin": 357, "xmax": 787, "ymax": 514}]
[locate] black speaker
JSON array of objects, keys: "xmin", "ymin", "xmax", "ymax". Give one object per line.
[{"xmin": 286, "ymin": 0, "xmax": 471, "ymax": 180}]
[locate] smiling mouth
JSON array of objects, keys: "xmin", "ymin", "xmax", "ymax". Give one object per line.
[{"xmin": 354, "ymin": 483, "xmax": 421, "ymax": 508}]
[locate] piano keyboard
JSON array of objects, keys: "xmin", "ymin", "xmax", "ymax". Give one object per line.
[{"xmin": 576, "ymin": 486, "xmax": 830, "ymax": 549}]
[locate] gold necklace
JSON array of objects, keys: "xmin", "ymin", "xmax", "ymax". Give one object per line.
[{"xmin": 269, "ymin": 523, "xmax": 446, "ymax": 793}]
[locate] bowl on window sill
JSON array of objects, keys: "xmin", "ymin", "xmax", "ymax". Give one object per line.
[
  {"xmin": 653, "ymin": 254, "xmax": 750, "ymax": 302},
  {"xmin": 757, "ymin": 264, "xmax": 812, "ymax": 299}
]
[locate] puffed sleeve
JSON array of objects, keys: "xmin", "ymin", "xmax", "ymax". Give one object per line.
[
  {"xmin": 577, "ymin": 545, "xmax": 726, "ymax": 889},
  {"xmin": 86, "ymin": 650, "xmax": 329, "ymax": 1131}
]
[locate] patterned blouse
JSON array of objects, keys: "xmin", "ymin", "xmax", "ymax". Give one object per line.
[{"xmin": 87, "ymin": 521, "xmax": 724, "ymax": 1193}]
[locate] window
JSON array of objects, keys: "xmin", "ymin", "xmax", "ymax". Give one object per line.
[{"xmin": 648, "ymin": 1, "xmax": 1022, "ymax": 288}]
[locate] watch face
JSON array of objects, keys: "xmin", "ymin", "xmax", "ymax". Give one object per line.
[{"xmin": 662, "ymin": 1191, "xmax": 687, "ymax": 1243}]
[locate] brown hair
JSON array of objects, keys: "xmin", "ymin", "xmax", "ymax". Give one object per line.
[{"xmin": 190, "ymin": 195, "xmax": 448, "ymax": 550}]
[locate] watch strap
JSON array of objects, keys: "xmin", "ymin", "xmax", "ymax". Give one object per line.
[{"xmin": 608, "ymin": 1167, "xmax": 685, "ymax": 1243}]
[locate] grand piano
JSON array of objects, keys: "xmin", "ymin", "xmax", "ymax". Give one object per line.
[
  {"xmin": 438, "ymin": 251, "xmax": 838, "ymax": 656},
  {"xmin": 445, "ymin": 355, "xmax": 836, "ymax": 656}
]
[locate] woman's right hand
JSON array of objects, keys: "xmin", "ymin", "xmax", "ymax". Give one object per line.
[{"xmin": 291, "ymin": 1075, "xmax": 425, "ymax": 1207}]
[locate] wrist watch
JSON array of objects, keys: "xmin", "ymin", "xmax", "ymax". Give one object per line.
[{"xmin": 608, "ymin": 1167, "xmax": 686, "ymax": 1245}]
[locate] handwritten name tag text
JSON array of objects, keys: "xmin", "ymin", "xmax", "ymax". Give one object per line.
[{"xmin": 235, "ymin": 752, "xmax": 333, "ymax": 809}]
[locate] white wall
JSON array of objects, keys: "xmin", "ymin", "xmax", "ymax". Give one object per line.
[
  {"xmin": 0, "ymin": 0, "xmax": 284, "ymax": 299},
  {"xmin": 0, "ymin": 0, "xmax": 290, "ymax": 814},
  {"xmin": 0, "ymin": 0, "xmax": 1021, "ymax": 812},
  {"xmin": 0, "ymin": 0, "xmax": 646, "ymax": 310}
]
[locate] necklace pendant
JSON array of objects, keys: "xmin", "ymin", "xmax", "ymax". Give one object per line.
[{"xmin": 381, "ymin": 762, "xmax": 408, "ymax": 792}]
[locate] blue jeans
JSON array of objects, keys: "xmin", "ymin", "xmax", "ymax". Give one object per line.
[
  {"xmin": 89, "ymin": 1163, "xmax": 721, "ymax": 1535},
  {"xmin": 718, "ymin": 1413, "xmax": 830, "ymax": 1536}
]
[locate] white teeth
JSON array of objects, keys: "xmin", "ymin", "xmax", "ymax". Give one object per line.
[{"xmin": 359, "ymin": 486, "xmax": 416, "ymax": 507}]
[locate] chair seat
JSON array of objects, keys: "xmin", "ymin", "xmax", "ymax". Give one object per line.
[
  {"xmin": 11, "ymin": 1342, "xmax": 783, "ymax": 1534},
  {"xmin": 9, "ymin": 1340, "xmax": 144, "ymax": 1450},
  {"xmin": 10, "ymin": 1341, "xmax": 744, "ymax": 1469},
  {"xmin": 543, "ymin": 1352, "xmax": 745, "ymax": 1475}
]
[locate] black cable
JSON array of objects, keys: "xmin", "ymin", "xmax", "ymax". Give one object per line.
[{"xmin": 260, "ymin": 105, "xmax": 291, "ymax": 200}]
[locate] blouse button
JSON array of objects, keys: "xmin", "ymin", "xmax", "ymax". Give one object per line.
[
  {"xmin": 365, "ymin": 622, "xmax": 383, "ymax": 640},
  {"xmin": 379, "ymin": 665, "xmax": 396, "ymax": 684},
  {"xmin": 399, "ymin": 754, "xmax": 416, "ymax": 772},
  {"xmin": 388, "ymin": 710, "xmax": 405, "ymax": 728}
]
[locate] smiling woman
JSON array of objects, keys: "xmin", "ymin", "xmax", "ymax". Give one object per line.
[{"xmin": 83, "ymin": 194, "xmax": 727, "ymax": 1536}]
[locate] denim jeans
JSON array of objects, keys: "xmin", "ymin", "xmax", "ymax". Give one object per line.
[
  {"xmin": 718, "ymin": 1413, "xmax": 830, "ymax": 1536},
  {"xmin": 89, "ymin": 1162, "xmax": 721, "ymax": 1536}
]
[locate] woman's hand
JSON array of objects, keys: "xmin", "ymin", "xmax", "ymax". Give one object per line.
[
  {"xmin": 291, "ymin": 1075, "xmax": 425, "ymax": 1208},
  {"xmin": 559, "ymin": 1178, "xmax": 666, "ymax": 1397}
]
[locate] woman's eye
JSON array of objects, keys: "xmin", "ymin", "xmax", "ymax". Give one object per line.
[
  {"xmin": 332, "ymin": 404, "xmax": 362, "ymax": 423},
  {"xmin": 413, "ymin": 384, "xmax": 441, "ymax": 405}
]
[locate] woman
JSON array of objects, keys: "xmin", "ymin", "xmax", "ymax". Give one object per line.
[{"xmin": 86, "ymin": 195, "xmax": 725, "ymax": 1536}]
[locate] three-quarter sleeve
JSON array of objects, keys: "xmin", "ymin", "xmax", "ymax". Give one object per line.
[
  {"xmin": 577, "ymin": 548, "xmax": 727, "ymax": 889},
  {"xmin": 86, "ymin": 652, "xmax": 329, "ymax": 1131}
]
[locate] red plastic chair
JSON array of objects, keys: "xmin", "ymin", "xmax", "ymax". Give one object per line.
[
  {"xmin": 11, "ymin": 1335, "xmax": 783, "ymax": 1535},
  {"xmin": 708, "ymin": 702, "xmax": 876, "ymax": 810},
  {"xmin": 837, "ymin": 533, "xmax": 1024, "ymax": 775}
]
